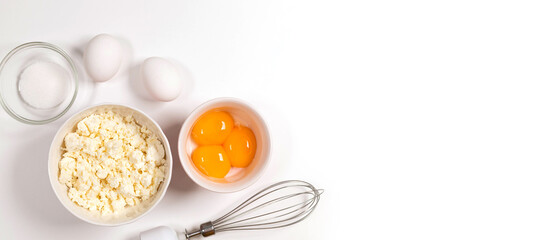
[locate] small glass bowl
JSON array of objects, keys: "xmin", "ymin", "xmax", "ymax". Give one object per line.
[{"xmin": 0, "ymin": 42, "xmax": 78, "ymax": 124}]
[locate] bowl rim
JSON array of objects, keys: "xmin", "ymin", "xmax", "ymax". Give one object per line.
[
  {"xmin": 178, "ymin": 97, "xmax": 271, "ymax": 193},
  {"xmin": 0, "ymin": 41, "xmax": 79, "ymax": 125},
  {"xmin": 48, "ymin": 103, "xmax": 173, "ymax": 226}
]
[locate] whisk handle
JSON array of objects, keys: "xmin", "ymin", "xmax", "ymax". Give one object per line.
[{"xmin": 140, "ymin": 226, "xmax": 179, "ymax": 240}]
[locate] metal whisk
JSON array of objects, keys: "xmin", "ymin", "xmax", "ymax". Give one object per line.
[
  {"xmin": 184, "ymin": 180, "xmax": 323, "ymax": 239},
  {"xmin": 139, "ymin": 180, "xmax": 323, "ymax": 240}
]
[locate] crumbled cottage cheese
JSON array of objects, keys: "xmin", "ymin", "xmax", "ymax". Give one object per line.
[{"xmin": 58, "ymin": 111, "xmax": 166, "ymax": 215}]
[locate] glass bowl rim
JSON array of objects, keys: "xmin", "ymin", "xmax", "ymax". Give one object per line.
[{"xmin": 0, "ymin": 41, "xmax": 79, "ymax": 125}]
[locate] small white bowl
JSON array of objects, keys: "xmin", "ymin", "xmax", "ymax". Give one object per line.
[
  {"xmin": 178, "ymin": 97, "xmax": 271, "ymax": 192},
  {"xmin": 48, "ymin": 104, "xmax": 172, "ymax": 226}
]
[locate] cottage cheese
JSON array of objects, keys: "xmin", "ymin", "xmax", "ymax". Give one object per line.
[{"xmin": 58, "ymin": 111, "xmax": 166, "ymax": 215}]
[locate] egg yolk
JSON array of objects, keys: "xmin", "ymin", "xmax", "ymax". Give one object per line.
[
  {"xmin": 191, "ymin": 145, "xmax": 231, "ymax": 178},
  {"xmin": 223, "ymin": 126, "xmax": 257, "ymax": 168},
  {"xmin": 191, "ymin": 111, "xmax": 234, "ymax": 145}
]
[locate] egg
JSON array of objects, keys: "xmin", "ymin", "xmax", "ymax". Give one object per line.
[
  {"xmin": 191, "ymin": 110, "xmax": 234, "ymax": 145},
  {"xmin": 223, "ymin": 125, "xmax": 257, "ymax": 168},
  {"xmin": 191, "ymin": 145, "xmax": 231, "ymax": 178},
  {"xmin": 141, "ymin": 57, "xmax": 182, "ymax": 102},
  {"xmin": 84, "ymin": 34, "xmax": 123, "ymax": 82}
]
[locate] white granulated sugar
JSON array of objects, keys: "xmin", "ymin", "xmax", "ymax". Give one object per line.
[{"xmin": 18, "ymin": 61, "xmax": 70, "ymax": 109}]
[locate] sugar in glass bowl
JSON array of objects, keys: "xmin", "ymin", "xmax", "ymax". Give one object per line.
[{"xmin": 0, "ymin": 42, "xmax": 78, "ymax": 124}]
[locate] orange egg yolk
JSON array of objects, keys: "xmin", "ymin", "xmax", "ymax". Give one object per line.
[
  {"xmin": 224, "ymin": 126, "xmax": 257, "ymax": 168},
  {"xmin": 191, "ymin": 111, "xmax": 234, "ymax": 145},
  {"xmin": 191, "ymin": 145, "xmax": 231, "ymax": 178}
]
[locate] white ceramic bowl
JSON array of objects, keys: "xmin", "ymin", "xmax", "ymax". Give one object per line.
[
  {"xmin": 48, "ymin": 104, "xmax": 172, "ymax": 226},
  {"xmin": 178, "ymin": 98, "xmax": 271, "ymax": 192}
]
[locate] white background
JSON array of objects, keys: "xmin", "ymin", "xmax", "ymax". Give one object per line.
[{"xmin": 0, "ymin": 0, "xmax": 535, "ymax": 239}]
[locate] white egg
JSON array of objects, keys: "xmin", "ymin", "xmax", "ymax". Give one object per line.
[
  {"xmin": 141, "ymin": 57, "xmax": 182, "ymax": 102},
  {"xmin": 84, "ymin": 34, "xmax": 123, "ymax": 82}
]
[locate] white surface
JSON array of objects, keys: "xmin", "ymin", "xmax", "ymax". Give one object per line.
[{"xmin": 1, "ymin": 0, "xmax": 536, "ymax": 239}]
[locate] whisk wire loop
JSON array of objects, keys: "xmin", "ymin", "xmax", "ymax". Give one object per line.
[
  {"xmin": 213, "ymin": 183, "xmax": 301, "ymax": 224},
  {"xmin": 214, "ymin": 190, "xmax": 317, "ymax": 230}
]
